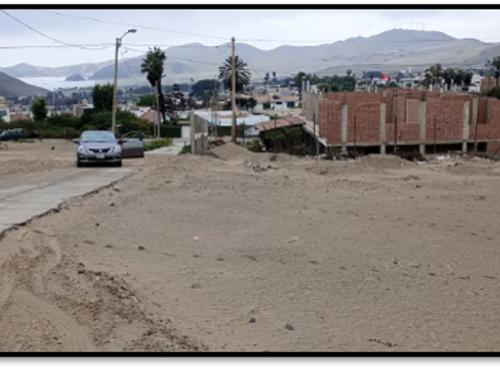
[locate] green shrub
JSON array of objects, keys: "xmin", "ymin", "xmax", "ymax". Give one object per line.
[
  {"xmin": 179, "ymin": 144, "xmax": 192, "ymax": 154},
  {"xmin": 47, "ymin": 113, "xmax": 79, "ymax": 128},
  {"xmin": 245, "ymin": 139, "xmax": 263, "ymax": 152},
  {"xmin": 0, "ymin": 120, "xmax": 79, "ymax": 139},
  {"xmin": 144, "ymin": 138, "xmax": 173, "ymax": 151},
  {"xmin": 487, "ymin": 86, "xmax": 500, "ymax": 99},
  {"xmin": 160, "ymin": 125, "xmax": 182, "ymax": 138}
]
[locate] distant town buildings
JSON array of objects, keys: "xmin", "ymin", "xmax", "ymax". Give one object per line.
[{"xmin": 0, "ymin": 97, "xmax": 11, "ymax": 123}]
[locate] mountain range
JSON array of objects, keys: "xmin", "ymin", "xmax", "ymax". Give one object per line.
[
  {"xmin": 0, "ymin": 71, "xmax": 48, "ymax": 98},
  {"xmin": 1, "ymin": 29, "xmax": 500, "ymax": 87}
]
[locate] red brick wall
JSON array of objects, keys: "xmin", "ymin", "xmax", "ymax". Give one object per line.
[{"xmin": 318, "ymin": 90, "xmax": 500, "ymax": 146}]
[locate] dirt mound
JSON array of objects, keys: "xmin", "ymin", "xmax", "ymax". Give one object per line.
[{"xmin": 210, "ymin": 142, "xmax": 255, "ymax": 162}]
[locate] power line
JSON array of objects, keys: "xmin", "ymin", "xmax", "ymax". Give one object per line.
[
  {"xmin": 235, "ymin": 43, "xmax": 268, "ymax": 74},
  {"xmin": 41, "ymin": 10, "xmax": 228, "ymax": 41},
  {"xmin": 120, "ymin": 48, "xmax": 144, "ymax": 85},
  {"xmin": 0, "ymin": 10, "xmax": 111, "ymax": 50},
  {"xmin": 0, "ymin": 44, "xmax": 113, "ymax": 50},
  {"xmin": 39, "ymin": 10, "xmax": 341, "ymax": 44},
  {"xmin": 40, "ymin": 10, "xmax": 500, "ymax": 45},
  {"xmin": 123, "ymin": 46, "xmax": 222, "ymax": 67}
]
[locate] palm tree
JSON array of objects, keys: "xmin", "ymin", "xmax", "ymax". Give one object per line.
[
  {"xmin": 442, "ymin": 67, "xmax": 456, "ymax": 90},
  {"xmin": 423, "ymin": 63, "xmax": 444, "ymax": 91},
  {"xmin": 218, "ymin": 55, "xmax": 251, "ymax": 92},
  {"xmin": 141, "ymin": 47, "xmax": 167, "ymax": 125}
]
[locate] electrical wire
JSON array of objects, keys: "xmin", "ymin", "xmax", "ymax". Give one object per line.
[
  {"xmin": 123, "ymin": 45, "xmax": 222, "ymax": 67},
  {"xmin": 0, "ymin": 44, "xmax": 113, "ymax": 49},
  {"xmin": 119, "ymin": 48, "xmax": 144, "ymax": 85},
  {"xmin": 41, "ymin": 10, "xmax": 228, "ymax": 41},
  {"xmin": 39, "ymin": 10, "xmax": 500, "ymax": 45},
  {"xmin": 0, "ymin": 10, "xmax": 112, "ymax": 50}
]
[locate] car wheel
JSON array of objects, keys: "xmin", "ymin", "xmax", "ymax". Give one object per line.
[
  {"xmin": 115, "ymin": 161, "xmax": 122, "ymax": 167},
  {"xmin": 77, "ymin": 160, "xmax": 84, "ymax": 168}
]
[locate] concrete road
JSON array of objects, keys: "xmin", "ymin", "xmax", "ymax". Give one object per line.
[
  {"xmin": 146, "ymin": 138, "xmax": 189, "ymax": 156},
  {"xmin": 0, "ymin": 168, "xmax": 132, "ymax": 233}
]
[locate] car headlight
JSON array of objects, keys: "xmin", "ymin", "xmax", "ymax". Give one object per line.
[
  {"xmin": 77, "ymin": 145, "xmax": 87, "ymax": 154},
  {"xmin": 111, "ymin": 145, "xmax": 122, "ymax": 154}
]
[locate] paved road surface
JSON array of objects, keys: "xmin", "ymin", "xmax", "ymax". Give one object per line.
[
  {"xmin": 0, "ymin": 168, "xmax": 132, "ymax": 234},
  {"xmin": 146, "ymin": 138, "xmax": 189, "ymax": 156}
]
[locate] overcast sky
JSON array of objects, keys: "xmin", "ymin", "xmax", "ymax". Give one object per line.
[{"xmin": 1, "ymin": 9, "xmax": 500, "ymax": 67}]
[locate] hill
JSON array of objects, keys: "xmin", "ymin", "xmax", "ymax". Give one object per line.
[
  {"xmin": 2, "ymin": 29, "xmax": 499, "ymax": 84},
  {"xmin": 0, "ymin": 60, "xmax": 114, "ymax": 79},
  {"xmin": 65, "ymin": 73, "xmax": 86, "ymax": 81},
  {"xmin": 88, "ymin": 29, "xmax": 500, "ymax": 82},
  {"xmin": 0, "ymin": 71, "xmax": 48, "ymax": 98}
]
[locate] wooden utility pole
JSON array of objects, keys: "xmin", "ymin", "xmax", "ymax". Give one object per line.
[
  {"xmin": 111, "ymin": 29, "xmax": 136, "ymax": 134},
  {"xmin": 231, "ymin": 36, "xmax": 237, "ymax": 143},
  {"xmin": 155, "ymin": 87, "xmax": 161, "ymax": 138},
  {"xmin": 111, "ymin": 37, "xmax": 121, "ymax": 135}
]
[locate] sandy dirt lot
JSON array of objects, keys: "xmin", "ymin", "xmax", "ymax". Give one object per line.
[{"xmin": 1, "ymin": 140, "xmax": 500, "ymax": 352}]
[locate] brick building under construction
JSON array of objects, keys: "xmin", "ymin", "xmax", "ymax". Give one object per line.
[{"xmin": 302, "ymin": 90, "xmax": 500, "ymax": 155}]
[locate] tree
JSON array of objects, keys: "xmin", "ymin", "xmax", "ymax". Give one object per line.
[
  {"xmin": 442, "ymin": 67, "xmax": 456, "ymax": 90},
  {"xmin": 423, "ymin": 63, "xmax": 444, "ymax": 90},
  {"xmin": 218, "ymin": 55, "xmax": 251, "ymax": 92},
  {"xmin": 491, "ymin": 56, "xmax": 500, "ymax": 86},
  {"xmin": 293, "ymin": 71, "xmax": 307, "ymax": 89},
  {"xmin": 136, "ymin": 94, "xmax": 155, "ymax": 107},
  {"xmin": 191, "ymin": 79, "xmax": 220, "ymax": 99},
  {"xmin": 462, "ymin": 70, "xmax": 473, "ymax": 87},
  {"xmin": 92, "ymin": 84, "xmax": 113, "ymax": 111},
  {"xmin": 264, "ymin": 72, "xmax": 270, "ymax": 85},
  {"xmin": 31, "ymin": 97, "xmax": 47, "ymax": 121},
  {"xmin": 141, "ymin": 47, "xmax": 167, "ymax": 122}
]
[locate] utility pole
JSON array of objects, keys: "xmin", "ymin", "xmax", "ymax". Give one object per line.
[
  {"xmin": 155, "ymin": 88, "xmax": 161, "ymax": 138},
  {"xmin": 111, "ymin": 38, "xmax": 120, "ymax": 135},
  {"xmin": 111, "ymin": 29, "xmax": 136, "ymax": 135},
  {"xmin": 231, "ymin": 36, "xmax": 237, "ymax": 143}
]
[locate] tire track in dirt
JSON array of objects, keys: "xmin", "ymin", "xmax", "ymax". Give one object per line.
[{"xmin": 0, "ymin": 228, "xmax": 204, "ymax": 352}]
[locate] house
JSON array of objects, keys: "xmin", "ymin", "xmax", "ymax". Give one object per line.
[
  {"xmin": 73, "ymin": 100, "xmax": 94, "ymax": 118},
  {"xmin": 140, "ymin": 110, "xmax": 159, "ymax": 124},
  {"xmin": 10, "ymin": 112, "xmax": 31, "ymax": 122},
  {"xmin": 253, "ymin": 93, "xmax": 300, "ymax": 111},
  {"xmin": 193, "ymin": 110, "xmax": 270, "ymax": 137},
  {"xmin": 361, "ymin": 71, "xmax": 392, "ymax": 86},
  {"xmin": 126, "ymin": 105, "xmax": 152, "ymax": 119},
  {"xmin": 0, "ymin": 97, "xmax": 11, "ymax": 123},
  {"xmin": 480, "ymin": 77, "xmax": 498, "ymax": 93},
  {"xmin": 254, "ymin": 115, "xmax": 305, "ymax": 133}
]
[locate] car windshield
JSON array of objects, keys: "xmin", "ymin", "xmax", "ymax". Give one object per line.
[{"xmin": 81, "ymin": 131, "xmax": 116, "ymax": 143}]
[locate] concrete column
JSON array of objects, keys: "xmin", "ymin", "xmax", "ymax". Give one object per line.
[
  {"xmin": 462, "ymin": 101, "xmax": 470, "ymax": 154},
  {"xmin": 341, "ymin": 104, "xmax": 348, "ymax": 154},
  {"xmin": 379, "ymin": 103, "xmax": 387, "ymax": 154},
  {"xmin": 418, "ymin": 101, "xmax": 427, "ymax": 155},
  {"xmin": 471, "ymin": 98, "xmax": 478, "ymax": 152}
]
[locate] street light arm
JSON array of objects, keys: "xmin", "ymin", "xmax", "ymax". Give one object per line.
[{"xmin": 120, "ymin": 29, "xmax": 137, "ymax": 41}]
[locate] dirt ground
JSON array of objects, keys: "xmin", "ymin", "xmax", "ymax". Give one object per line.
[{"xmin": 1, "ymin": 139, "xmax": 500, "ymax": 352}]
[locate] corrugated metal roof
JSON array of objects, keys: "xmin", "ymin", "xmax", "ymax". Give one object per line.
[{"xmin": 254, "ymin": 116, "xmax": 305, "ymax": 132}]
